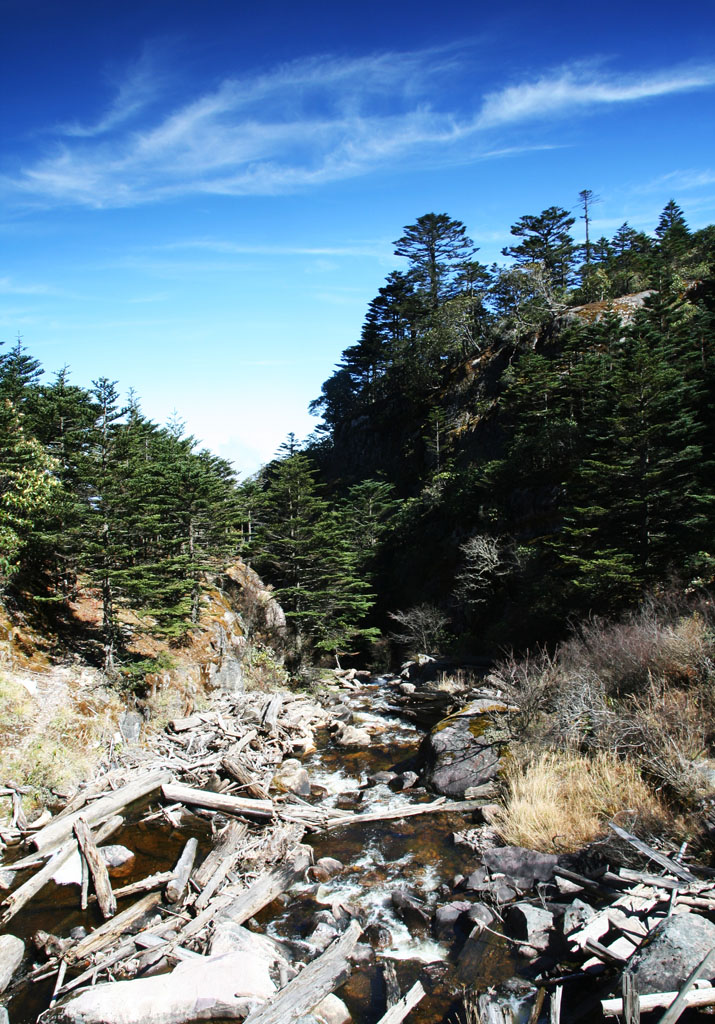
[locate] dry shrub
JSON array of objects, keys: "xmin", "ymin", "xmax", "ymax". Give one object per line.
[{"xmin": 492, "ymin": 750, "xmax": 669, "ymax": 853}]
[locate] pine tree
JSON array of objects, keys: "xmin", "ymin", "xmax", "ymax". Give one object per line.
[
  {"xmin": 394, "ymin": 213, "xmax": 477, "ymax": 308},
  {"xmin": 502, "ymin": 206, "xmax": 577, "ymax": 289}
]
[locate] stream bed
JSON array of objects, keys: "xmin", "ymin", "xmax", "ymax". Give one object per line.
[{"xmin": 4, "ymin": 673, "xmax": 519, "ymax": 1024}]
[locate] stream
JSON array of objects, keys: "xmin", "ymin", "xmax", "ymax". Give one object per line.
[{"xmin": 4, "ymin": 673, "xmax": 518, "ymax": 1024}]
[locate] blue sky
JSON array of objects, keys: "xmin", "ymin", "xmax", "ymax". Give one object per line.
[{"xmin": 2, "ymin": 0, "xmax": 714, "ymax": 474}]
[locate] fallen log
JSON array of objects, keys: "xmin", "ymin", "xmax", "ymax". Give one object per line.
[
  {"xmin": 31, "ymin": 771, "xmax": 172, "ymax": 853},
  {"xmin": 161, "ymin": 782, "xmax": 274, "ymax": 821},
  {"xmin": 0, "ymin": 816, "xmax": 122, "ymax": 927},
  {"xmin": 375, "ymin": 981, "xmax": 426, "ymax": 1024},
  {"xmin": 608, "ymin": 823, "xmax": 696, "ymax": 883},
  {"xmin": 67, "ymin": 891, "xmax": 163, "ymax": 964},
  {"xmin": 323, "ymin": 797, "xmax": 484, "ymax": 830},
  {"xmin": 165, "ymin": 838, "xmax": 198, "ymax": 904},
  {"xmin": 221, "ymin": 848, "xmax": 312, "ymax": 925},
  {"xmin": 192, "ymin": 821, "xmax": 248, "ymax": 912},
  {"xmin": 243, "ymin": 920, "xmax": 362, "ymax": 1024},
  {"xmin": 105, "ymin": 871, "xmax": 174, "ymax": 901},
  {"xmin": 221, "ymin": 754, "xmax": 269, "ymax": 800},
  {"xmin": 602, "ymin": 986, "xmax": 715, "ymax": 1016},
  {"xmin": 74, "ymin": 816, "xmax": 116, "ymax": 919}
]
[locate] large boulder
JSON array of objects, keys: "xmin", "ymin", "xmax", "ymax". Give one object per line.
[
  {"xmin": 422, "ymin": 699, "xmax": 517, "ymax": 798},
  {"xmin": 482, "ymin": 847, "xmax": 558, "ymax": 890},
  {"xmin": 40, "ymin": 951, "xmax": 275, "ymax": 1024},
  {"xmin": 630, "ymin": 913, "xmax": 715, "ymax": 994}
]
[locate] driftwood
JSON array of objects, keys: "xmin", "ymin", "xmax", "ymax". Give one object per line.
[
  {"xmin": 192, "ymin": 821, "xmax": 248, "ymax": 911},
  {"xmin": 31, "ymin": 771, "xmax": 172, "ymax": 853},
  {"xmin": 603, "ymin": 986, "xmax": 715, "ymax": 1016},
  {"xmin": 260, "ymin": 694, "xmax": 283, "ymax": 735},
  {"xmin": 221, "ymin": 754, "xmax": 269, "ymax": 800},
  {"xmin": 375, "ymin": 981, "xmax": 426, "ymax": 1024},
  {"xmin": 161, "ymin": 782, "xmax": 274, "ymax": 821},
  {"xmin": 110, "ymin": 871, "xmax": 174, "ymax": 900},
  {"xmin": 0, "ymin": 815, "xmax": 122, "ymax": 927},
  {"xmin": 221, "ymin": 848, "xmax": 312, "ymax": 925},
  {"xmin": 74, "ymin": 816, "xmax": 116, "ymax": 919},
  {"xmin": 165, "ymin": 838, "xmax": 198, "ymax": 904},
  {"xmin": 243, "ymin": 919, "xmax": 362, "ymax": 1024},
  {"xmin": 608, "ymin": 823, "xmax": 696, "ymax": 883},
  {"xmin": 67, "ymin": 891, "xmax": 163, "ymax": 964},
  {"xmin": 383, "ymin": 959, "xmax": 400, "ymax": 1007}
]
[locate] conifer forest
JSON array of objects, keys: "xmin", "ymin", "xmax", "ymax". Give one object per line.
[{"xmin": 2, "ymin": 196, "xmax": 714, "ymax": 672}]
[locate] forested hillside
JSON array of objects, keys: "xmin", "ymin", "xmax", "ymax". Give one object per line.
[{"xmin": 2, "ymin": 196, "xmax": 714, "ymax": 673}]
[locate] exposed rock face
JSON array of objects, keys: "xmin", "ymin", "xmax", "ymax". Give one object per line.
[
  {"xmin": 422, "ymin": 699, "xmax": 517, "ymax": 798},
  {"xmin": 629, "ymin": 913, "xmax": 715, "ymax": 994},
  {"xmin": 224, "ymin": 560, "xmax": 286, "ymax": 636}
]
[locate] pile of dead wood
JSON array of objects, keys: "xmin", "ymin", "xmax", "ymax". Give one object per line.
[{"xmin": 0, "ymin": 686, "xmax": 483, "ymax": 1023}]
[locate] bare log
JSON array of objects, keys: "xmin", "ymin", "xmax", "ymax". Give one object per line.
[
  {"xmin": 221, "ymin": 754, "xmax": 269, "ymax": 800},
  {"xmin": 165, "ymin": 838, "xmax": 198, "ymax": 904},
  {"xmin": 31, "ymin": 771, "xmax": 172, "ymax": 852},
  {"xmin": 221, "ymin": 848, "xmax": 312, "ymax": 925},
  {"xmin": 67, "ymin": 891, "xmax": 162, "ymax": 964},
  {"xmin": 0, "ymin": 816, "xmax": 122, "ymax": 927},
  {"xmin": 74, "ymin": 816, "xmax": 116, "ymax": 919},
  {"xmin": 322, "ymin": 797, "xmax": 483, "ymax": 830},
  {"xmin": 260, "ymin": 694, "xmax": 283, "ymax": 735},
  {"xmin": 383, "ymin": 960, "xmax": 400, "ymax": 1008},
  {"xmin": 107, "ymin": 871, "xmax": 174, "ymax": 901},
  {"xmin": 608, "ymin": 823, "xmax": 696, "ymax": 883},
  {"xmin": 603, "ymin": 987, "xmax": 715, "ymax": 1016},
  {"xmin": 244, "ymin": 920, "xmax": 362, "ymax": 1024},
  {"xmin": 162, "ymin": 782, "xmax": 273, "ymax": 821},
  {"xmin": 192, "ymin": 822, "xmax": 248, "ymax": 911},
  {"xmin": 375, "ymin": 981, "xmax": 426, "ymax": 1024}
]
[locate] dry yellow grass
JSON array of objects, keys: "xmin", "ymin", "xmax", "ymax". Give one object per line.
[
  {"xmin": 493, "ymin": 749, "xmax": 668, "ymax": 853},
  {"xmin": 0, "ymin": 669, "xmax": 124, "ymax": 815}
]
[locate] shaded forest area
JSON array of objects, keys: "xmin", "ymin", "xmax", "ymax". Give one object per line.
[{"xmin": 2, "ymin": 196, "xmax": 714, "ymax": 675}]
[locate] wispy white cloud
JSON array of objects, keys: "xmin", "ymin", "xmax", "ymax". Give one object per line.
[
  {"xmin": 4, "ymin": 50, "xmax": 715, "ymax": 208},
  {"xmin": 154, "ymin": 239, "xmax": 390, "ymax": 258},
  {"xmin": 633, "ymin": 168, "xmax": 715, "ymax": 193},
  {"xmin": 477, "ymin": 62, "xmax": 715, "ymax": 127},
  {"xmin": 0, "ymin": 276, "xmax": 67, "ymax": 296}
]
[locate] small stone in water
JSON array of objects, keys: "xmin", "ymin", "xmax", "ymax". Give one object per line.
[
  {"xmin": 367, "ymin": 771, "xmax": 397, "ymax": 787},
  {"xmin": 364, "ymin": 923, "xmax": 392, "ymax": 949},
  {"xmin": 69, "ymin": 926, "xmax": 88, "ymax": 940}
]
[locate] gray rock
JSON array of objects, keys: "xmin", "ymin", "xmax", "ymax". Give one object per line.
[
  {"xmin": 563, "ymin": 898, "xmax": 595, "ymax": 937},
  {"xmin": 466, "ymin": 903, "xmax": 495, "ymax": 928},
  {"xmin": 119, "ymin": 711, "xmax": 143, "ymax": 744},
  {"xmin": 391, "ymin": 888, "xmax": 430, "ymax": 929},
  {"xmin": 422, "ymin": 699, "xmax": 516, "ymax": 798},
  {"xmin": 0, "ymin": 1006, "xmax": 9, "ymax": 1024},
  {"xmin": 388, "ymin": 771, "xmax": 419, "ymax": 792},
  {"xmin": 434, "ymin": 901, "xmax": 471, "ymax": 940},
  {"xmin": 99, "ymin": 845, "xmax": 135, "ymax": 871},
  {"xmin": 364, "ymin": 923, "xmax": 392, "ymax": 949},
  {"xmin": 504, "ymin": 903, "xmax": 555, "ymax": 953},
  {"xmin": 271, "ymin": 759, "xmax": 311, "ymax": 797},
  {"xmin": 306, "ymin": 922, "xmax": 339, "ymax": 952},
  {"xmin": 0, "ymin": 934, "xmax": 24, "ymax": 994},
  {"xmin": 482, "ymin": 847, "xmax": 558, "ymax": 890},
  {"xmin": 367, "ymin": 771, "xmax": 397, "ymax": 787},
  {"xmin": 630, "ymin": 913, "xmax": 715, "ymax": 994}
]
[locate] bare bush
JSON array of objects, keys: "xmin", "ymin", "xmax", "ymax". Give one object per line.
[
  {"xmin": 388, "ymin": 604, "xmax": 450, "ymax": 656},
  {"xmin": 455, "ymin": 534, "xmax": 509, "ymax": 606}
]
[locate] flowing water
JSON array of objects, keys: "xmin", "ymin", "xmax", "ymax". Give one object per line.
[{"xmin": 4, "ymin": 675, "xmax": 516, "ymax": 1024}]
